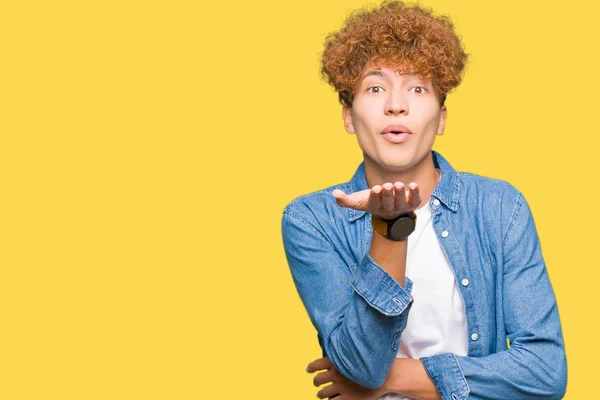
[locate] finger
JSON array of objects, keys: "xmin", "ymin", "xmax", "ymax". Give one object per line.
[
  {"xmin": 332, "ymin": 189, "xmax": 349, "ymax": 207},
  {"xmin": 307, "ymin": 357, "xmax": 332, "ymax": 373},
  {"xmin": 317, "ymin": 384, "xmax": 340, "ymax": 399},
  {"xmin": 381, "ymin": 183, "xmax": 395, "ymax": 213},
  {"xmin": 369, "ymin": 185, "xmax": 382, "ymax": 213},
  {"xmin": 393, "ymin": 182, "xmax": 406, "ymax": 210},
  {"xmin": 313, "ymin": 369, "xmax": 336, "ymax": 387},
  {"xmin": 406, "ymin": 182, "xmax": 421, "ymax": 209}
]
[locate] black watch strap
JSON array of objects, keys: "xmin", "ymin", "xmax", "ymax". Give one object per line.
[{"xmin": 371, "ymin": 212, "xmax": 417, "ymax": 241}]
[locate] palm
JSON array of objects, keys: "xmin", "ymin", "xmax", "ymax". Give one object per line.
[{"xmin": 332, "ymin": 181, "xmax": 421, "ymax": 220}]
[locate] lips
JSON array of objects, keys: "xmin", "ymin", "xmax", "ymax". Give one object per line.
[
  {"xmin": 382, "ymin": 124, "xmax": 412, "ymax": 135},
  {"xmin": 382, "ymin": 124, "xmax": 412, "ymax": 144}
]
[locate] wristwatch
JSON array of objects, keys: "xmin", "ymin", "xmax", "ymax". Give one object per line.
[{"xmin": 371, "ymin": 212, "xmax": 417, "ymax": 241}]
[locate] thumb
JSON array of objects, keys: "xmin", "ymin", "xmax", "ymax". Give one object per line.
[{"xmin": 332, "ymin": 189, "xmax": 350, "ymax": 207}]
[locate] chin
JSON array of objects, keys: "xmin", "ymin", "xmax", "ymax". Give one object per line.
[
  {"xmin": 379, "ymin": 159, "xmax": 413, "ymax": 172},
  {"xmin": 364, "ymin": 150, "xmax": 415, "ymax": 172}
]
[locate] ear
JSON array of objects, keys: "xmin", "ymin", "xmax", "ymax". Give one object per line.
[
  {"xmin": 436, "ymin": 105, "xmax": 447, "ymax": 135},
  {"xmin": 342, "ymin": 105, "xmax": 355, "ymax": 134}
]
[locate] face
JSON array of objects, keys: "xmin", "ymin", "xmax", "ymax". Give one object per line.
[{"xmin": 342, "ymin": 63, "xmax": 447, "ymax": 175}]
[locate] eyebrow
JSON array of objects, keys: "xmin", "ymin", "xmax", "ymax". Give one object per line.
[
  {"xmin": 361, "ymin": 70, "xmax": 386, "ymax": 80},
  {"xmin": 360, "ymin": 69, "xmax": 427, "ymax": 85}
]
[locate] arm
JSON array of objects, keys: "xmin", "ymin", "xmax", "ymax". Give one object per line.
[
  {"xmin": 281, "ymin": 208, "xmax": 413, "ymax": 389},
  {"xmin": 415, "ymin": 192, "xmax": 567, "ymax": 400},
  {"xmin": 307, "ymin": 356, "xmax": 442, "ymax": 400},
  {"xmin": 365, "ymin": 182, "xmax": 416, "ymax": 285},
  {"xmin": 282, "ymin": 183, "xmax": 420, "ymax": 388}
]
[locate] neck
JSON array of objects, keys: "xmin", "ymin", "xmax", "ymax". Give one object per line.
[{"xmin": 364, "ymin": 152, "xmax": 439, "ymax": 210}]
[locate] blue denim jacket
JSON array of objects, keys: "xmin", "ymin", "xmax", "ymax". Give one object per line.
[{"xmin": 281, "ymin": 151, "xmax": 567, "ymax": 400}]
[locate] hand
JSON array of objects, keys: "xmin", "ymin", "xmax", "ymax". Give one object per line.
[
  {"xmin": 332, "ymin": 182, "xmax": 420, "ymax": 220},
  {"xmin": 307, "ymin": 357, "xmax": 388, "ymax": 400}
]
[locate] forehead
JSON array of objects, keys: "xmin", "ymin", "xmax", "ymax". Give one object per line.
[
  {"xmin": 358, "ymin": 61, "xmax": 426, "ymax": 83},
  {"xmin": 359, "ymin": 67, "xmax": 429, "ymax": 85}
]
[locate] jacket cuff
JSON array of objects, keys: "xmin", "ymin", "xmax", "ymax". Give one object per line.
[
  {"xmin": 421, "ymin": 353, "xmax": 470, "ymax": 400},
  {"xmin": 351, "ymin": 252, "xmax": 413, "ymax": 316}
]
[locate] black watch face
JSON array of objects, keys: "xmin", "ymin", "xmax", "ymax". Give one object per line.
[{"xmin": 390, "ymin": 217, "xmax": 416, "ymax": 239}]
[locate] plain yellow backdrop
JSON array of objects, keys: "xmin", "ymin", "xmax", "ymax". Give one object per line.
[{"xmin": 0, "ymin": 0, "xmax": 597, "ymax": 398}]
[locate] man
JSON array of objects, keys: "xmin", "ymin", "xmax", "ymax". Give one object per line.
[{"xmin": 281, "ymin": 1, "xmax": 567, "ymax": 399}]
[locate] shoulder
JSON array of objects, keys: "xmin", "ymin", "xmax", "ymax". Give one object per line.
[
  {"xmin": 455, "ymin": 171, "xmax": 530, "ymax": 242},
  {"xmin": 457, "ymin": 170, "xmax": 523, "ymax": 206}
]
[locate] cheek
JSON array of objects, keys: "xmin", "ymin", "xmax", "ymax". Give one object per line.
[
  {"xmin": 351, "ymin": 110, "xmax": 372, "ymax": 132},
  {"xmin": 413, "ymin": 107, "xmax": 442, "ymax": 131},
  {"xmin": 429, "ymin": 114, "xmax": 442, "ymax": 130}
]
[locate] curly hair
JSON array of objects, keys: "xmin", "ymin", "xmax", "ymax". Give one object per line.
[{"xmin": 321, "ymin": 1, "xmax": 468, "ymax": 107}]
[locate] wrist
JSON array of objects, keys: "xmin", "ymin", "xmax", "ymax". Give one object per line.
[
  {"xmin": 374, "ymin": 382, "xmax": 392, "ymax": 398},
  {"xmin": 384, "ymin": 359, "xmax": 442, "ymax": 400},
  {"xmin": 373, "ymin": 228, "xmax": 408, "ymax": 242},
  {"xmin": 371, "ymin": 212, "xmax": 417, "ymax": 241},
  {"xmin": 382, "ymin": 358, "xmax": 404, "ymax": 394}
]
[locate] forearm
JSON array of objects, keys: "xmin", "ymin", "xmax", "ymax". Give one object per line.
[
  {"xmin": 382, "ymin": 358, "xmax": 441, "ymax": 400},
  {"xmin": 322, "ymin": 276, "xmax": 413, "ymax": 389},
  {"xmin": 320, "ymin": 227, "xmax": 413, "ymax": 388},
  {"xmin": 421, "ymin": 346, "xmax": 567, "ymax": 400},
  {"xmin": 369, "ymin": 230, "xmax": 407, "ymax": 286},
  {"xmin": 323, "ymin": 227, "xmax": 408, "ymax": 386}
]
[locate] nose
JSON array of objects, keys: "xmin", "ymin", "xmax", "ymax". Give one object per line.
[{"xmin": 385, "ymin": 90, "xmax": 408, "ymax": 116}]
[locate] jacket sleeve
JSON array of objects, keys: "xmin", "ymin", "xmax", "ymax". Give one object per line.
[
  {"xmin": 281, "ymin": 204, "xmax": 414, "ymax": 389},
  {"xmin": 420, "ymin": 192, "xmax": 567, "ymax": 400}
]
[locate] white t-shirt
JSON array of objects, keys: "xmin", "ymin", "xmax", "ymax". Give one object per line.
[{"xmin": 379, "ymin": 201, "xmax": 468, "ymax": 400}]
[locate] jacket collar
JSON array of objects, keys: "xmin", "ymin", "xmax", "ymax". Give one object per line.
[{"xmin": 347, "ymin": 150, "xmax": 460, "ymax": 222}]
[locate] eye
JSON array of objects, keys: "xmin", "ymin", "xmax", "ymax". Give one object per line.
[
  {"xmin": 410, "ymin": 86, "xmax": 428, "ymax": 94},
  {"xmin": 366, "ymin": 86, "xmax": 384, "ymax": 94}
]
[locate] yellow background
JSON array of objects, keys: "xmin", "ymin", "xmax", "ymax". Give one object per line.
[{"xmin": 0, "ymin": 0, "xmax": 597, "ymax": 398}]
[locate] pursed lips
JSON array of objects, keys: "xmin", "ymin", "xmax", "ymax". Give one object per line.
[
  {"xmin": 381, "ymin": 124, "xmax": 412, "ymax": 143},
  {"xmin": 382, "ymin": 124, "xmax": 413, "ymax": 134}
]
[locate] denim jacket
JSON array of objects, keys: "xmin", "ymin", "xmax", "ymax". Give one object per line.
[{"xmin": 281, "ymin": 151, "xmax": 567, "ymax": 400}]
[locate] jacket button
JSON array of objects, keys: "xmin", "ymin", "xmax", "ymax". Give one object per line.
[
  {"xmin": 441, "ymin": 230, "xmax": 449, "ymax": 238},
  {"xmin": 433, "ymin": 199, "xmax": 440, "ymax": 206},
  {"xmin": 461, "ymin": 279, "xmax": 469, "ymax": 286},
  {"xmin": 471, "ymin": 333, "xmax": 479, "ymax": 341}
]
